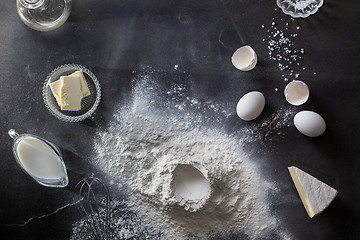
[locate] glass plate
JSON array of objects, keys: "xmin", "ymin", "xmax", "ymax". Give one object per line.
[{"xmin": 43, "ymin": 64, "xmax": 101, "ymax": 122}]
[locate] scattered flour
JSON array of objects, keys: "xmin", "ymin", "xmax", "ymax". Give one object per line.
[
  {"xmin": 240, "ymin": 108, "xmax": 297, "ymax": 144},
  {"xmin": 71, "ymin": 200, "xmax": 162, "ymax": 239},
  {"xmin": 81, "ymin": 73, "xmax": 288, "ymax": 239}
]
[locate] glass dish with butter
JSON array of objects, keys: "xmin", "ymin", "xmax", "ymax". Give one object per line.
[{"xmin": 43, "ymin": 64, "xmax": 101, "ymax": 122}]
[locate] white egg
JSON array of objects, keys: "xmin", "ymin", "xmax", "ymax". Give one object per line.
[
  {"xmin": 236, "ymin": 91, "xmax": 265, "ymax": 121},
  {"xmin": 294, "ymin": 111, "xmax": 326, "ymax": 137},
  {"xmin": 231, "ymin": 46, "xmax": 258, "ymax": 71},
  {"xmin": 284, "ymin": 80, "xmax": 310, "ymax": 106}
]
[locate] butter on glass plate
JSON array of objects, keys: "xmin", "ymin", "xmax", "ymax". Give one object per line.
[{"xmin": 43, "ymin": 64, "xmax": 101, "ymax": 122}]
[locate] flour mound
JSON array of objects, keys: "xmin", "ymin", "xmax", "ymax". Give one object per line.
[{"xmin": 92, "ymin": 76, "xmax": 279, "ymax": 239}]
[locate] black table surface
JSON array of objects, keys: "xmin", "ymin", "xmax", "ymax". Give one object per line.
[{"xmin": 1, "ymin": 0, "xmax": 360, "ymax": 239}]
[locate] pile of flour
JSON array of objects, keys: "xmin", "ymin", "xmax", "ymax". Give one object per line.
[{"xmin": 87, "ymin": 74, "xmax": 285, "ymax": 239}]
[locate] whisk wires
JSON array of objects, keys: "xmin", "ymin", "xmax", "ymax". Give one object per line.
[{"xmin": 76, "ymin": 177, "xmax": 110, "ymax": 240}]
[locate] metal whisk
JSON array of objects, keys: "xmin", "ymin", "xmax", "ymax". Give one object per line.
[{"xmin": 75, "ymin": 177, "xmax": 110, "ymax": 240}]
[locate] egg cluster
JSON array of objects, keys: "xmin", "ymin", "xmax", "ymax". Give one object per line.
[{"xmin": 231, "ymin": 24, "xmax": 325, "ymax": 137}]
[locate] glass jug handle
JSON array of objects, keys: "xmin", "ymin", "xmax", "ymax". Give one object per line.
[{"xmin": 8, "ymin": 129, "xmax": 19, "ymax": 140}]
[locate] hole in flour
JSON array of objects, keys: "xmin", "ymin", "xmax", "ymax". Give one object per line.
[{"xmin": 170, "ymin": 164, "xmax": 211, "ymax": 212}]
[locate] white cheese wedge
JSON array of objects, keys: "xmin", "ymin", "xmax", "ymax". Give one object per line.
[
  {"xmin": 59, "ymin": 76, "xmax": 83, "ymax": 111},
  {"xmin": 49, "ymin": 79, "xmax": 62, "ymax": 106},
  {"xmin": 69, "ymin": 70, "xmax": 90, "ymax": 97},
  {"xmin": 288, "ymin": 166, "xmax": 338, "ymax": 218}
]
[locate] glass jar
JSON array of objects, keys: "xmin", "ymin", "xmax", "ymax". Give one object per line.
[{"xmin": 16, "ymin": 0, "xmax": 72, "ymax": 31}]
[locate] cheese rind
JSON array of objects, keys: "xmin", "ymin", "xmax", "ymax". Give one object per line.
[
  {"xmin": 59, "ymin": 76, "xmax": 83, "ymax": 111},
  {"xmin": 69, "ymin": 70, "xmax": 90, "ymax": 97},
  {"xmin": 288, "ymin": 166, "xmax": 338, "ymax": 218}
]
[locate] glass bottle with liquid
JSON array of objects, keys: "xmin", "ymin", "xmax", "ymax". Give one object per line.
[
  {"xmin": 16, "ymin": 0, "xmax": 72, "ymax": 31},
  {"xmin": 8, "ymin": 129, "xmax": 68, "ymax": 187}
]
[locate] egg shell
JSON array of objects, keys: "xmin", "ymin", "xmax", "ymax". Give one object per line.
[
  {"xmin": 284, "ymin": 80, "xmax": 310, "ymax": 106},
  {"xmin": 236, "ymin": 91, "xmax": 265, "ymax": 121},
  {"xmin": 231, "ymin": 46, "xmax": 258, "ymax": 71},
  {"xmin": 294, "ymin": 111, "xmax": 326, "ymax": 137}
]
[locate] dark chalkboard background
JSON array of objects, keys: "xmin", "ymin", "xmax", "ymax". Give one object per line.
[{"xmin": 0, "ymin": 0, "xmax": 360, "ymax": 239}]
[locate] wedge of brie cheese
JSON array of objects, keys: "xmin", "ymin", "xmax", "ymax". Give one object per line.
[
  {"xmin": 288, "ymin": 166, "xmax": 338, "ymax": 218},
  {"xmin": 69, "ymin": 70, "xmax": 90, "ymax": 97},
  {"xmin": 59, "ymin": 76, "xmax": 83, "ymax": 111}
]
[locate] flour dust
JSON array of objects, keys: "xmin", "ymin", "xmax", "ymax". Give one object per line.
[
  {"xmin": 240, "ymin": 108, "xmax": 296, "ymax": 144},
  {"xmin": 70, "ymin": 200, "xmax": 162, "ymax": 239}
]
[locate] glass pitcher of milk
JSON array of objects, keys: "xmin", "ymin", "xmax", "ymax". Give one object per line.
[{"xmin": 8, "ymin": 129, "xmax": 68, "ymax": 187}]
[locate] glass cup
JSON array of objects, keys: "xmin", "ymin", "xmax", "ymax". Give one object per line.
[
  {"xmin": 16, "ymin": 0, "xmax": 72, "ymax": 31},
  {"xmin": 8, "ymin": 129, "xmax": 68, "ymax": 187}
]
